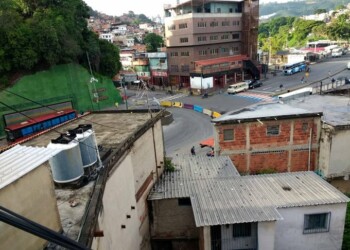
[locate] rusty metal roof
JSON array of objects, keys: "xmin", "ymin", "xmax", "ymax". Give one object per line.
[{"xmin": 148, "ymin": 155, "xmax": 349, "ymax": 226}]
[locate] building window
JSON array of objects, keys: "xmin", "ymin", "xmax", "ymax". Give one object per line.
[
  {"xmin": 179, "ymin": 23, "xmax": 188, "ymax": 29},
  {"xmin": 210, "ymin": 49, "xmax": 219, "ymax": 55},
  {"xmin": 302, "ymin": 122, "xmax": 309, "ymax": 132},
  {"xmin": 233, "ymin": 46, "xmax": 239, "ymax": 52},
  {"xmin": 210, "ymin": 35, "xmax": 218, "ymax": 41},
  {"xmin": 210, "ymin": 21, "xmax": 218, "ymax": 27},
  {"xmin": 168, "ymin": 24, "xmax": 176, "ymax": 30},
  {"xmin": 181, "ymin": 65, "xmax": 189, "ymax": 72},
  {"xmin": 233, "ymin": 223, "xmax": 251, "ymax": 237},
  {"xmin": 232, "ymin": 33, "xmax": 240, "ymax": 39},
  {"xmin": 220, "ymin": 48, "xmax": 228, "ymax": 53},
  {"xmin": 198, "ymin": 36, "xmax": 207, "ymax": 42},
  {"xmin": 222, "ymin": 21, "xmax": 230, "ymax": 26},
  {"xmin": 304, "ymin": 213, "xmax": 330, "ymax": 234},
  {"xmin": 221, "ymin": 34, "xmax": 229, "ymax": 40},
  {"xmin": 267, "ymin": 125, "xmax": 280, "ymax": 136},
  {"xmin": 198, "ymin": 22, "xmax": 206, "ymax": 27},
  {"xmin": 181, "ymin": 51, "xmax": 189, "ymax": 56},
  {"xmin": 223, "ymin": 129, "xmax": 234, "ymax": 141},
  {"xmin": 180, "ymin": 37, "xmax": 188, "ymax": 43},
  {"xmin": 178, "ymin": 198, "xmax": 191, "ymax": 206},
  {"xmin": 217, "ymin": 8, "xmax": 221, "ymax": 13},
  {"xmin": 170, "ymin": 52, "xmax": 178, "ymax": 57},
  {"xmin": 199, "ymin": 50, "xmax": 207, "ymax": 56},
  {"xmin": 170, "ymin": 65, "xmax": 179, "ymax": 72},
  {"xmin": 233, "ymin": 20, "xmax": 240, "ymax": 26}
]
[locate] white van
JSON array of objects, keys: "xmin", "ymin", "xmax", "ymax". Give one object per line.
[
  {"xmin": 347, "ymin": 61, "xmax": 350, "ymax": 70},
  {"xmin": 227, "ymin": 82, "xmax": 249, "ymax": 94}
]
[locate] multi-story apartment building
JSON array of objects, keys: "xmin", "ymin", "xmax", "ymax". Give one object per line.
[{"xmin": 164, "ymin": 0, "xmax": 260, "ymax": 90}]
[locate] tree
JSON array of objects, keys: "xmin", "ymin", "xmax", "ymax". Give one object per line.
[
  {"xmin": 327, "ymin": 14, "xmax": 350, "ymax": 41},
  {"xmin": 98, "ymin": 40, "xmax": 121, "ymax": 78},
  {"xmin": 144, "ymin": 33, "xmax": 163, "ymax": 52}
]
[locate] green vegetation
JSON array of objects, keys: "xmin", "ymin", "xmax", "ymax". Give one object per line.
[
  {"xmin": 256, "ymin": 168, "xmax": 277, "ymax": 175},
  {"xmin": 0, "ymin": 0, "xmax": 121, "ymax": 86},
  {"xmin": 0, "ymin": 64, "xmax": 122, "ymax": 137},
  {"xmin": 259, "ymin": 12, "xmax": 350, "ymax": 54},
  {"xmin": 260, "ymin": 0, "xmax": 350, "ymax": 18},
  {"xmin": 164, "ymin": 157, "xmax": 175, "ymax": 172},
  {"xmin": 343, "ymin": 193, "xmax": 350, "ymax": 250},
  {"xmin": 144, "ymin": 33, "xmax": 164, "ymax": 52}
]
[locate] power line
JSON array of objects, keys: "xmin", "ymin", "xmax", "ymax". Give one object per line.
[
  {"xmin": 0, "ymin": 206, "xmax": 90, "ymax": 250},
  {"xmin": 0, "ymin": 101, "xmax": 100, "ymax": 152},
  {"xmin": 3, "ymin": 89, "xmax": 116, "ymax": 130}
]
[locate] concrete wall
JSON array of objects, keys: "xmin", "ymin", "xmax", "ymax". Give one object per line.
[
  {"xmin": 257, "ymin": 221, "xmax": 276, "ymax": 250},
  {"xmin": 275, "ymin": 204, "xmax": 347, "ymax": 250},
  {"xmin": 150, "ymin": 199, "xmax": 199, "ymax": 239},
  {"xmin": 221, "ymin": 223, "xmax": 257, "ymax": 250},
  {"xmin": 0, "ymin": 163, "xmax": 62, "ymax": 249},
  {"xmin": 217, "ymin": 117, "xmax": 321, "ymax": 174},
  {"xmin": 319, "ymin": 125, "xmax": 350, "ymax": 178},
  {"xmin": 92, "ymin": 120, "xmax": 164, "ymax": 250}
]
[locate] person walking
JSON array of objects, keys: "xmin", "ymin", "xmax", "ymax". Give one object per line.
[{"xmin": 191, "ymin": 146, "xmax": 196, "ymax": 156}]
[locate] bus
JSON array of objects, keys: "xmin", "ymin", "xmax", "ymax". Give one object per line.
[
  {"xmin": 5, "ymin": 109, "xmax": 77, "ymax": 142},
  {"xmin": 227, "ymin": 82, "xmax": 249, "ymax": 94},
  {"xmin": 283, "ymin": 61, "xmax": 307, "ymax": 75}
]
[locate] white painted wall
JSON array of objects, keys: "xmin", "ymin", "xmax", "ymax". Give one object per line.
[
  {"xmin": 92, "ymin": 120, "xmax": 164, "ymax": 250},
  {"xmin": 221, "ymin": 223, "xmax": 257, "ymax": 250},
  {"xmin": 329, "ymin": 129, "xmax": 350, "ymax": 178},
  {"xmin": 319, "ymin": 125, "xmax": 350, "ymax": 178},
  {"xmin": 257, "ymin": 221, "xmax": 275, "ymax": 250},
  {"xmin": 0, "ymin": 163, "xmax": 62, "ymax": 250},
  {"xmin": 190, "ymin": 76, "xmax": 214, "ymax": 90},
  {"xmin": 275, "ymin": 204, "xmax": 347, "ymax": 250}
]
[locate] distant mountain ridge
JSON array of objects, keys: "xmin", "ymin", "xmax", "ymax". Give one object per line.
[{"xmin": 260, "ymin": 0, "xmax": 350, "ymax": 17}]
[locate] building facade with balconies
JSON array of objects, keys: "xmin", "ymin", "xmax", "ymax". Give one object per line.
[{"xmin": 164, "ymin": 0, "xmax": 260, "ymax": 90}]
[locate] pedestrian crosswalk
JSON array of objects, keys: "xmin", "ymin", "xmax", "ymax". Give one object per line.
[{"xmin": 227, "ymin": 92, "xmax": 277, "ymax": 102}]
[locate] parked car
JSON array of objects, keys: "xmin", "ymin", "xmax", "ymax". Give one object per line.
[{"xmin": 248, "ymin": 80, "xmax": 263, "ymax": 89}]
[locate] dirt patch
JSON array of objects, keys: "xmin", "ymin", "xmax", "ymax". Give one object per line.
[{"xmin": 329, "ymin": 179, "xmax": 350, "ymax": 194}]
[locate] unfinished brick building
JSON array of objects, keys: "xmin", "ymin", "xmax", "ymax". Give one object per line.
[{"xmin": 213, "ymin": 103, "xmax": 322, "ymax": 174}]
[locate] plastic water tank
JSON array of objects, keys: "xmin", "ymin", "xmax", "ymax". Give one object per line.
[
  {"xmin": 69, "ymin": 124, "xmax": 98, "ymax": 169},
  {"xmin": 48, "ymin": 134, "xmax": 84, "ymax": 183}
]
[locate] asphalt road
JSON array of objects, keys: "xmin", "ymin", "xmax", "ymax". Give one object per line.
[
  {"xmin": 121, "ymin": 54, "xmax": 350, "ymax": 157},
  {"xmin": 163, "ymin": 107, "xmax": 214, "ymax": 156}
]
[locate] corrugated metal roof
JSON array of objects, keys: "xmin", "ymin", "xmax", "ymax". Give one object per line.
[
  {"xmin": 213, "ymin": 102, "xmax": 322, "ymax": 123},
  {"xmin": 0, "ymin": 145, "xmax": 61, "ymax": 189},
  {"xmin": 148, "ymin": 155, "xmax": 349, "ymax": 227}
]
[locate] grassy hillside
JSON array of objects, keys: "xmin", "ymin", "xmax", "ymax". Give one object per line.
[{"xmin": 0, "ymin": 63, "xmax": 122, "ymax": 137}]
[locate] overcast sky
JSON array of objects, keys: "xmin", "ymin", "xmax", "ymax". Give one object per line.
[{"xmin": 83, "ymin": 0, "xmax": 291, "ymax": 18}]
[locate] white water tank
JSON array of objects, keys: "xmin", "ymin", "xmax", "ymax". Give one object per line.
[
  {"xmin": 69, "ymin": 124, "xmax": 98, "ymax": 169},
  {"xmin": 47, "ymin": 134, "xmax": 84, "ymax": 183}
]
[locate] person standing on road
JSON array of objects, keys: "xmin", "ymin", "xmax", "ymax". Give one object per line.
[{"xmin": 191, "ymin": 146, "xmax": 196, "ymax": 156}]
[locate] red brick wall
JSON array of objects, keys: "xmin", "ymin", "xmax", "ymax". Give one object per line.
[
  {"xmin": 249, "ymin": 121, "xmax": 291, "ymax": 148},
  {"xmin": 250, "ymin": 151, "xmax": 288, "ymax": 174},
  {"xmin": 218, "ymin": 124, "xmax": 246, "ymax": 150},
  {"xmin": 291, "ymin": 150, "xmax": 317, "ymax": 172},
  {"xmin": 217, "ymin": 117, "xmax": 320, "ymax": 174},
  {"xmin": 230, "ymin": 154, "xmax": 247, "ymax": 173},
  {"xmin": 293, "ymin": 119, "xmax": 318, "ymax": 145}
]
